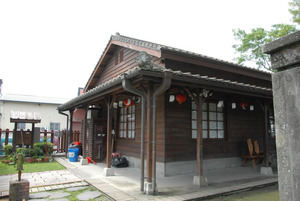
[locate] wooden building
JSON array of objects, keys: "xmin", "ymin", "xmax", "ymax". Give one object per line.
[{"xmin": 58, "ymin": 33, "xmax": 275, "ymax": 194}]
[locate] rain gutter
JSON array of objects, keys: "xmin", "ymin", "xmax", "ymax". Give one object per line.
[
  {"xmin": 121, "ymin": 73, "xmax": 147, "ymax": 192},
  {"xmin": 152, "ymin": 72, "xmax": 172, "ymax": 194}
]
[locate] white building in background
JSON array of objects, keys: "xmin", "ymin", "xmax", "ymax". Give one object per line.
[{"xmin": 0, "ymin": 94, "xmax": 69, "ymax": 131}]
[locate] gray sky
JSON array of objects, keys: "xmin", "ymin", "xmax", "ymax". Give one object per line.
[{"xmin": 0, "ymin": 0, "xmax": 293, "ymax": 99}]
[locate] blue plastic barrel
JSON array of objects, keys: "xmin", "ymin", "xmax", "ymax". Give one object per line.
[{"xmin": 68, "ymin": 148, "xmax": 79, "ymax": 162}]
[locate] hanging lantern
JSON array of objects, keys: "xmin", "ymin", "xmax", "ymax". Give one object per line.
[
  {"xmin": 176, "ymin": 94, "xmax": 187, "ymax": 104},
  {"xmin": 240, "ymin": 102, "xmax": 248, "ymax": 110},
  {"xmin": 124, "ymin": 99, "xmax": 134, "ymax": 107}
]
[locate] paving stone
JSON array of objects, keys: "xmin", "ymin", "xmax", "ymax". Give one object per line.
[
  {"xmin": 66, "ymin": 186, "xmax": 88, "ymax": 192},
  {"xmin": 77, "ymin": 191, "xmax": 102, "ymax": 200},
  {"xmin": 29, "ymin": 199, "xmax": 47, "ymax": 201},
  {"xmin": 49, "ymin": 192, "xmax": 71, "ymax": 199},
  {"xmin": 51, "ymin": 199, "xmax": 69, "ymax": 201},
  {"xmin": 29, "ymin": 192, "xmax": 52, "ymax": 199}
]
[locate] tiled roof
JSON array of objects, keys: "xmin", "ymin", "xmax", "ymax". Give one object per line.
[
  {"xmin": 111, "ymin": 34, "xmax": 271, "ymax": 75},
  {"xmin": 59, "ymin": 65, "xmax": 272, "ymax": 111}
]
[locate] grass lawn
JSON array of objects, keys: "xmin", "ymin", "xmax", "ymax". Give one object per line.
[
  {"xmin": 203, "ymin": 184, "xmax": 279, "ymax": 201},
  {"xmin": 0, "ymin": 158, "xmax": 66, "ymax": 175}
]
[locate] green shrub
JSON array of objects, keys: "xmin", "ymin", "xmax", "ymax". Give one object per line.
[
  {"xmin": 33, "ymin": 142, "xmax": 53, "ymax": 156},
  {"xmin": 3, "ymin": 145, "xmax": 13, "ymax": 156}
]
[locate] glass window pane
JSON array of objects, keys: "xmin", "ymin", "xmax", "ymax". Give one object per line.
[
  {"xmin": 202, "ymin": 103, "xmax": 207, "ymax": 111},
  {"xmin": 218, "ymin": 130, "xmax": 224, "ymax": 138},
  {"xmin": 132, "ymin": 123, "xmax": 135, "ymax": 129},
  {"xmin": 120, "ymin": 108, "xmax": 124, "ymax": 115},
  {"xmin": 209, "ymin": 121, "xmax": 217, "ymax": 129},
  {"xmin": 128, "ymin": 106, "xmax": 131, "ymax": 113},
  {"xmin": 217, "ymin": 106, "xmax": 223, "ymax": 112},
  {"xmin": 209, "ymin": 112, "xmax": 217, "ymax": 120},
  {"xmin": 210, "ymin": 130, "xmax": 217, "ymax": 138},
  {"xmin": 202, "ymin": 112, "xmax": 207, "ymax": 120},
  {"xmin": 217, "ymin": 122, "xmax": 224, "ymax": 129},
  {"xmin": 192, "ymin": 111, "xmax": 197, "ymax": 119},
  {"xmin": 202, "ymin": 121, "xmax": 207, "ymax": 129},
  {"xmin": 217, "ymin": 113, "xmax": 223, "ymax": 121},
  {"xmin": 128, "ymin": 123, "xmax": 132, "ymax": 129},
  {"xmin": 120, "ymin": 115, "xmax": 124, "ymax": 121},
  {"xmin": 124, "ymin": 123, "xmax": 127, "ymax": 130},
  {"xmin": 120, "ymin": 131, "xmax": 123, "ymax": 137},
  {"xmin": 132, "ymin": 131, "xmax": 135, "ymax": 138},
  {"xmin": 209, "ymin": 103, "xmax": 216, "ymax": 111},
  {"xmin": 132, "ymin": 105, "xmax": 135, "ymax": 112},
  {"xmin": 120, "ymin": 123, "xmax": 123, "ymax": 130},
  {"xmin": 203, "ymin": 130, "xmax": 208, "ymax": 138},
  {"xmin": 192, "ymin": 130, "xmax": 197, "ymax": 139},
  {"xmin": 192, "ymin": 101, "xmax": 196, "ymax": 110},
  {"xmin": 192, "ymin": 120, "xmax": 197, "ymax": 129},
  {"xmin": 128, "ymin": 131, "xmax": 131, "ymax": 138}
]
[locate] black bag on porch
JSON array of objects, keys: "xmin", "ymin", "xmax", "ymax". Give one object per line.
[{"xmin": 111, "ymin": 156, "xmax": 128, "ymax": 168}]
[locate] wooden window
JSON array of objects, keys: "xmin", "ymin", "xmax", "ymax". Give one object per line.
[
  {"xmin": 191, "ymin": 101, "xmax": 225, "ymax": 139},
  {"xmin": 114, "ymin": 50, "xmax": 124, "ymax": 66},
  {"xmin": 119, "ymin": 105, "xmax": 135, "ymax": 139},
  {"xmin": 50, "ymin": 122, "xmax": 60, "ymax": 131}
]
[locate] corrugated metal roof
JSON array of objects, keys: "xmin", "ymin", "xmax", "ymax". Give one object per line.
[
  {"xmin": 58, "ymin": 64, "xmax": 272, "ymax": 111},
  {"xmin": 0, "ymin": 94, "xmax": 69, "ymax": 105}
]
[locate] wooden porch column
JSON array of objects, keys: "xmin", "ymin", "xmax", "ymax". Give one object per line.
[
  {"xmin": 69, "ymin": 108, "xmax": 74, "ymax": 143},
  {"xmin": 263, "ymin": 102, "xmax": 270, "ymax": 166},
  {"xmin": 106, "ymin": 98, "xmax": 113, "ymax": 168},
  {"xmin": 82, "ymin": 105, "xmax": 88, "ymax": 158},
  {"xmin": 196, "ymin": 95, "xmax": 204, "ymax": 177},
  {"xmin": 104, "ymin": 96, "xmax": 116, "ymax": 176},
  {"xmin": 146, "ymin": 83, "xmax": 153, "ymax": 183},
  {"xmin": 187, "ymin": 88, "xmax": 208, "ymax": 186}
]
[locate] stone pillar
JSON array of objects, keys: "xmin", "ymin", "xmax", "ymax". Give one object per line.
[{"xmin": 263, "ymin": 31, "xmax": 300, "ymax": 201}]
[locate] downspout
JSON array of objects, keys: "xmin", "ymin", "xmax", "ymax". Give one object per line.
[
  {"xmin": 121, "ymin": 74, "xmax": 147, "ymax": 192},
  {"xmin": 152, "ymin": 72, "xmax": 172, "ymax": 194},
  {"xmin": 58, "ymin": 110, "xmax": 69, "ymax": 158}
]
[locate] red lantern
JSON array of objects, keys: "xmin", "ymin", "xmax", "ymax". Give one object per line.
[
  {"xmin": 124, "ymin": 99, "xmax": 134, "ymax": 107},
  {"xmin": 176, "ymin": 94, "xmax": 187, "ymax": 104},
  {"xmin": 240, "ymin": 102, "xmax": 248, "ymax": 110}
]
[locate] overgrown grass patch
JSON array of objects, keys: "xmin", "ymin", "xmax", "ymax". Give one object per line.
[{"xmin": 0, "ymin": 158, "xmax": 65, "ymax": 175}]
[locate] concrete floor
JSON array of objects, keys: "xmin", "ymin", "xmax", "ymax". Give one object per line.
[{"xmin": 55, "ymin": 156, "xmax": 278, "ymax": 200}]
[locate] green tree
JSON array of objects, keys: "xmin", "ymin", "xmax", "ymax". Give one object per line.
[
  {"xmin": 232, "ymin": 24, "xmax": 297, "ymax": 71},
  {"xmin": 289, "ymin": 0, "xmax": 300, "ymax": 24},
  {"xmin": 232, "ymin": 1, "xmax": 299, "ymax": 71}
]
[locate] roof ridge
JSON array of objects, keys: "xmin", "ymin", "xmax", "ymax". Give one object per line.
[{"xmin": 112, "ymin": 33, "xmax": 271, "ymax": 75}]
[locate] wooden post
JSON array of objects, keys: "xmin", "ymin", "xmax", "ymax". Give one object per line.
[
  {"xmin": 69, "ymin": 109, "xmax": 74, "ymax": 143},
  {"xmin": 5, "ymin": 129, "xmax": 9, "ymax": 145},
  {"xmin": 13, "ymin": 123, "xmax": 17, "ymax": 152},
  {"xmin": 105, "ymin": 96, "xmax": 114, "ymax": 168},
  {"xmin": 51, "ymin": 130, "xmax": 54, "ymax": 144},
  {"xmin": 82, "ymin": 105, "xmax": 88, "ymax": 158},
  {"xmin": 43, "ymin": 130, "xmax": 47, "ymax": 142},
  {"xmin": 263, "ymin": 102, "xmax": 270, "ymax": 167},
  {"xmin": 196, "ymin": 95, "xmax": 204, "ymax": 177},
  {"xmin": 31, "ymin": 123, "xmax": 35, "ymax": 148}
]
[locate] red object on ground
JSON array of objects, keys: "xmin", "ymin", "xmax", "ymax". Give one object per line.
[
  {"xmin": 86, "ymin": 157, "xmax": 97, "ymax": 165},
  {"xmin": 74, "ymin": 141, "xmax": 81, "ymax": 145},
  {"xmin": 112, "ymin": 152, "xmax": 120, "ymax": 157}
]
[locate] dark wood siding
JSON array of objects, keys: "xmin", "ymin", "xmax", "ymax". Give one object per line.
[
  {"xmin": 165, "ymin": 59, "xmax": 272, "ymax": 89},
  {"xmin": 165, "ymin": 94, "xmax": 276, "ymax": 162},
  {"xmin": 113, "ymin": 91, "xmax": 166, "ymax": 162},
  {"xmin": 96, "ymin": 48, "xmax": 162, "ymax": 86}
]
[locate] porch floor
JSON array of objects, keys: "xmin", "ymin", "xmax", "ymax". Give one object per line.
[{"xmin": 55, "ymin": 156, "xmax": 278, "ymax": 200}]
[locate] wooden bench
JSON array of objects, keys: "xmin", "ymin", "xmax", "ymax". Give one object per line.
[{"xmin": 242, "ymin": 139, "xmax": 264, "ymax": 169}]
